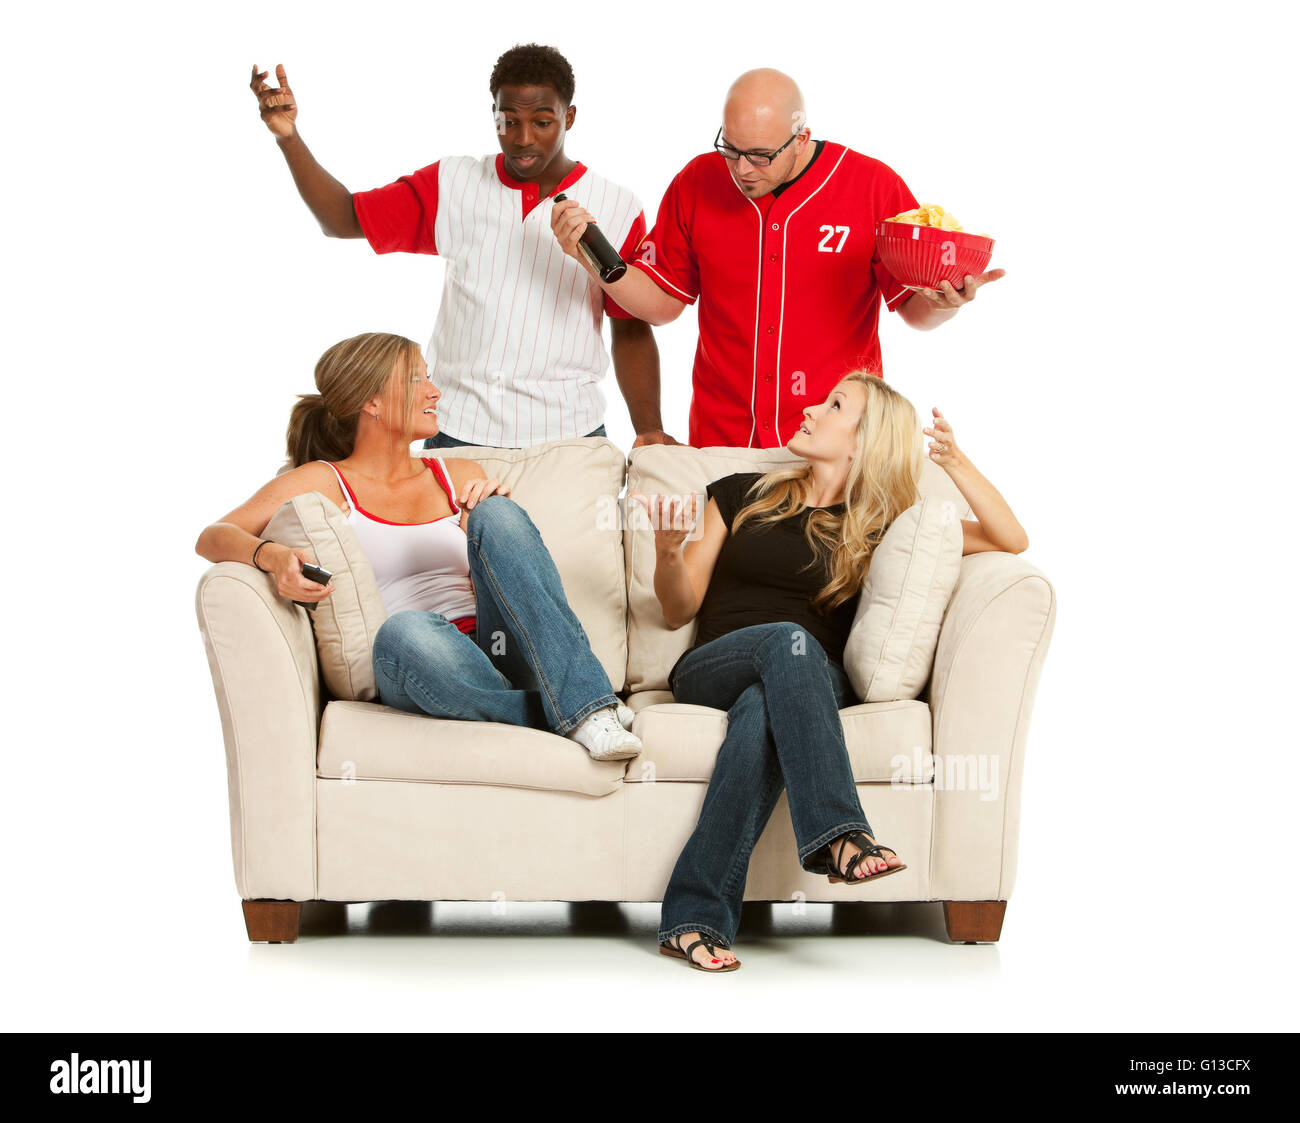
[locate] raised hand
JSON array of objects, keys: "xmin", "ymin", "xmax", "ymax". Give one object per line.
[
  {"xmin": 250, "ymin": 63, "xmax": 298, "ymax": 139},
  {"xmin": 628, "ymin": 491, "xmax": 700, "ymax": 554},
  {"xmin": 922, "ymin": 407, "xmax": 963, "ymax": 470}
]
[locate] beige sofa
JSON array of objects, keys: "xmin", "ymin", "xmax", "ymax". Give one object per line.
[{"xmin": 195, "ymin": 438, "xmax": 1056, "ymax": 945}]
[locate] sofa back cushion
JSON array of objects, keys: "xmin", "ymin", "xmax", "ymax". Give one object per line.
[
  {"xmin": 624, "ymin": 444, "xmax": 973, "ymax": 693},
  {"xmin": 264, "ymin": 491, "xmax": 390, "ymax": 701},
  {"xmin": 438, "ymin": 438, "xmax": 629, "ymax": 692},
  {"xmin": 841, "ymin": 496, "xmax": 964, "ymax": 702}
]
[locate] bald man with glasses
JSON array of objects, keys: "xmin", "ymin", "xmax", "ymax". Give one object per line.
[{"xmin": 551, "ymin": 68, "xmax": 1004, "ymax": 448}]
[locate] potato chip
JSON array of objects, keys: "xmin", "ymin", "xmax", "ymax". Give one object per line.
[{"xmin": 885, "ymin": 203, "xmax": 964, "ymax": 232}]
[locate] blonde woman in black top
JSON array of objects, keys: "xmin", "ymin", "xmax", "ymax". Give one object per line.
[{"xmin": 632, "ymin": 369, "xmax": 1029, "ymax": 972}]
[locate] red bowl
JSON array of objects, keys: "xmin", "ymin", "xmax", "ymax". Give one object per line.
[{"xmin": 875, "ymin": 221, "xmax": 994, "ymax": 290}]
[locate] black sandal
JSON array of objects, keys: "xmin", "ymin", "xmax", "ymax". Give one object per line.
[
  {"xmin": 659, "ymin": 932, "xmax": 741, "ymax": 972},
  {"xmin": 825, "ymin": 830, "xmax": 908, "ymax": 885}
]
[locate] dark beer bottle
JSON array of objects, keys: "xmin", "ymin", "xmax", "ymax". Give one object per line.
[{"xmin": 553, "ymin": 193, "xmax": 627, "ymax": 282}]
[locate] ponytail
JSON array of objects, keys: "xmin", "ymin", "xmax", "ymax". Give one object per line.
[{"xmin": 286, "ymin": 393, "xmax": 357, "ymax": 467}]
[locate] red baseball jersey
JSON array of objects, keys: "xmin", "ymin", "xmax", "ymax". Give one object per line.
[{"xmin": 633, "ymin": 142, "xmax": 919, "ymax": 448}]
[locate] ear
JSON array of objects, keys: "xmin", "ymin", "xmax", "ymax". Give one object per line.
[{"xmin": 565, "ymin": 103, "xmax": 577, "ymax": 131}]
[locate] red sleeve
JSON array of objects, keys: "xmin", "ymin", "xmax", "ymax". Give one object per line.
[
  {"xmin": 629, "ymin": 167, "xmax": 699, "ymax": 305},
  {"xmin": 604, "ymin": 210, "xmax": 648, "ymax": 319},
  {"xmin": 351, "ymin": 161, "xmax": 440, "ymax": 255},
  {"xmin": 872, "ymin": 169, "xmax": 920, "ymax": 313}
]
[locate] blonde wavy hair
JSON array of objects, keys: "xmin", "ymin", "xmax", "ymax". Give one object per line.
[{"xmin": 730, "ymin": 370, "xmax": 924, "ymax": 614}]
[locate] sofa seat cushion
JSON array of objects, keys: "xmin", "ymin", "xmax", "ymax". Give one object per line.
[
  {"xmin": 622, "ymin": 695, "xmax": 934, "ymax": 783},
  {"xmin": 318, "ymin": 701, "xmax": 626, "ymax": 797},
  {"xmin": 625, "ymin": 690, "xmax": 673, "ymax": 712}
]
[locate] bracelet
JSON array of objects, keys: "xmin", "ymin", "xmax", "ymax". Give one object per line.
[{"xmin": 252, "ymin": 540, "xmax": 273, "ymax": 573}]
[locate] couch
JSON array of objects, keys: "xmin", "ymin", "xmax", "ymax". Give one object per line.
[{"xmin": 195, "ymin": 437, "xmax": 1056, "ymax": 944}]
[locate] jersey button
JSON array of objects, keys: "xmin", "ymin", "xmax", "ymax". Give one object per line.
[
  {"xmin": 771, "ymin": 223, "xmax": 780, "ymax": 231},
  {"xmin": 763, "ymin": 422, "xmax": 771, "ymax": 429},
  {"xmin": 766, "ymin": 326, "xmax": 775, "ymax": 334},
  {"xmin": 763, "ymin": 375, "xmax": 771, "ymax": 382}
]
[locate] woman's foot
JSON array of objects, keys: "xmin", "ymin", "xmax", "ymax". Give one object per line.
[
  {"xmin": 826, "ymin": 831, "xmax": 905, "ymax": 882},
  {"xmin": 661, "ymin": 931, "xmax": 740, "ymax": 971},
  {"xmin": 567, "ymin": 706, "xmax": 642, "ymax": 761}
]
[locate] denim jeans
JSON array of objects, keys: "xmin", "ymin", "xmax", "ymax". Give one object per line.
[
  {"xmin": 424, "ymin": 424, "xmax": 606, "ymax": 449},
  {"xmin": 371, "ymin": 494, "xmax": 619, "ymax": 736},
  {"xmin": 657, "ymin": 622, "xmax": 873, "ymax": 950}
]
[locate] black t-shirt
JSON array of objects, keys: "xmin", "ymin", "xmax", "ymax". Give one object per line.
[{"xmin": 669, "ymin": 472, "xmax": 860, "ymax": 684}]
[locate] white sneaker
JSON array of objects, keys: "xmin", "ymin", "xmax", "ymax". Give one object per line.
[
  {"xmin": 615, "ymin": 702, "xmax": 635, "ymax": 731},
  {"xmin": 568, "ymin": 706, "xmax": 643, "ymax": 761}
]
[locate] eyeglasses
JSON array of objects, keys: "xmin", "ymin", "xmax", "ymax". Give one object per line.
[{"xmin": 713, "ymin": 124, "xmax": 801, "ymax": 167}]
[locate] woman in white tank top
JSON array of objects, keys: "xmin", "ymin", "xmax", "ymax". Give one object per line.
[
  {"xmin": 196, "ymin": 332, "xmax": 640, "ymax": 762},
  {"xmin": 320, "ymin": 454, "xmax": 477, "ymax": 623}
]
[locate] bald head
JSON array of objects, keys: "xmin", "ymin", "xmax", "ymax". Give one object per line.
[
  {"xmin": 718, "ymin": 68, "xmax": 812, "ymax": 198},
  {"xmin": 723, "ymin": 68, "xmax": 806, "ymax": 147}
]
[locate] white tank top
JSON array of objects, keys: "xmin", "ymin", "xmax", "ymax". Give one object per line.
[{"xmin": 321, "ymin": 457, "xmax": 477, "ymax": 629}]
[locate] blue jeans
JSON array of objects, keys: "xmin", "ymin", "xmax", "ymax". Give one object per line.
[
  {"xmin": 424, "ymin": 424, "xmax": 606, "ymax": 449},
  {"xmin": 658, "ymin": 623, "xmax": 873, "ymax": 950},
  {"xmin": 371, "ymin": 494, "xmax": 619, "ymax": 736}
]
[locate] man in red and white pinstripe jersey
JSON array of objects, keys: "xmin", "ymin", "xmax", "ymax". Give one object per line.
[
  {"xmin": 552, "ymin": 68, "xmax": 1005, "ymax": 449},
  {"xmin": 251, "ymin": 44, "xmax": 679, "ymax": 450}
]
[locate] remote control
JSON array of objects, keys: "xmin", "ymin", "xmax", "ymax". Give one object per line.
[{"xmin": 295, "ymin": 563, "xmax": 334, "ymax": 611}]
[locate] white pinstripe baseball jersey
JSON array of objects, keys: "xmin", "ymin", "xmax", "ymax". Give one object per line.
[{"xmin": 353, "ymin": 155, "xmax": 646, "ymax": 447}]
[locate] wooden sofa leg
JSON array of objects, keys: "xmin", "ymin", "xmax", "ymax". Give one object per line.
[
  {"xmin": 242, "ymin": 899, "xmax": 302, "ymax": 943},
  {"xmin": 943, "ymin": 900, "xmax": 1007, "ymax": 943}
]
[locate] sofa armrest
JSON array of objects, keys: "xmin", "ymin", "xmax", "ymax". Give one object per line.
[
  {"xmin": 195, "ymin": 563, "xmax": 322, "ymax": 901},
  {"xmin": 926, "ymin": 551, "xmax": 1057, "ymax": 901}
]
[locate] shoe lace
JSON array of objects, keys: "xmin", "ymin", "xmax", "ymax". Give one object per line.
[{"xmin": 596, "ymin": 707, "xmax": 627, "ymax": 735}]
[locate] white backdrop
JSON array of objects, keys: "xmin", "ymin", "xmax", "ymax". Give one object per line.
[{"xmin": 3, "ymin": 0, "xmax": 1297, "ymax": 1031}]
